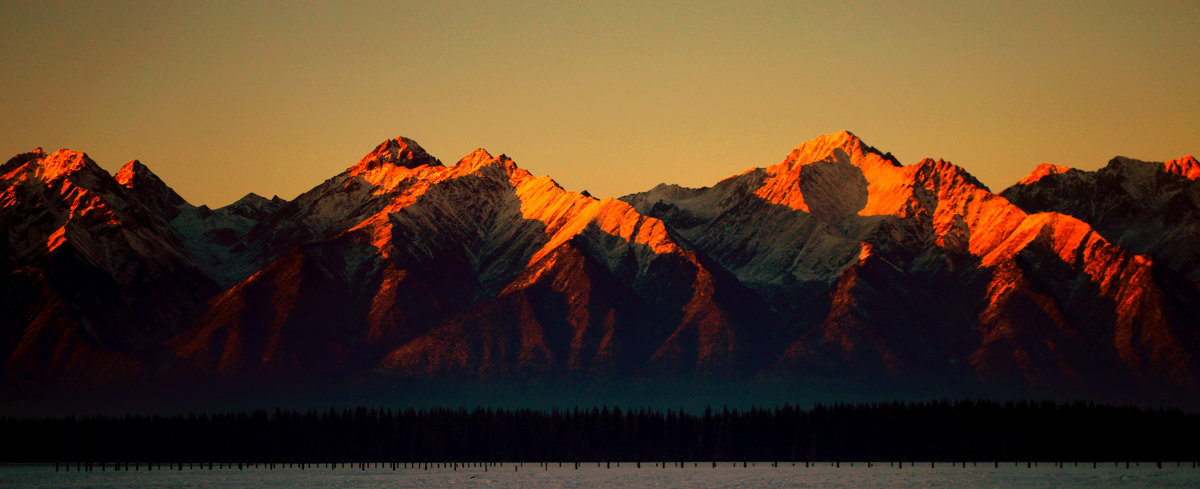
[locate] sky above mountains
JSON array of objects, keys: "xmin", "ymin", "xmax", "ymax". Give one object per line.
[{"xmin": 2, "ymin": 0, "xmax": 1196, "ymax": 207}]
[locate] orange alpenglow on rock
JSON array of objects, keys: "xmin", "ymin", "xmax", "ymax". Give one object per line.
[
  {"xmin": 1163, "ymin": 155, "xmax": 1200, "ymax": 180},
  {"xmin": 1, "ymin": 131, "xmax": 1197, "ymax": 406},
  {"xmin": 1016, "ymin": 163, "xmax": 1072, "ymax": 185}
]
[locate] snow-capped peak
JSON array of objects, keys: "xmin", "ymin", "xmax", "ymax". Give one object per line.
[
  {"xmin": 230, "ymin": 192, "xmax": 270, "ymax": 206},
  {"xmin": 115, "ymin": 159, "xmax": 171, "ymax": 193},
  {"xmin": 351, "ymin": 136, "xmax": 442, "ymax": 174},
  {"xmin": 1017, "ymin": 163, "xmax": 1072, "ymax": 185},
  {"xmin": 216, "ymin": 192, "xmax": 286, "ymax": 218},
  {"xmin": 114, "ymin": 159, "xmax": 149, "ymax": 186},
  {"xmin": 114, "ymin": 159, "xmax": 188, "ymax": 214},
  {"xmin": 779, "ymin": 130, "xmax": 900, "ymax": 172},
  {"xmin": 456, "ymin": 148, "xmax": 496, "ymax": 169},
  {"xmin": 31, "ymin": 149, "xmax": 105, "ymax": 182},
  {"xmin": 751, "ymin": 132, "xmax": 911, "ymax": 214},
  {"xmin": 454, "ymin": 149, "xmax": 524, "ymax": 179}
]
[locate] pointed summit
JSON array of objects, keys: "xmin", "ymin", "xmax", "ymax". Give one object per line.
[
  {"xmin": 457, "ymin": 148, "xmax": 496, "ymax": 169},
  {"xmin": 453, "ymin": 148, "xmax": 527, "ymax": 179},
  {"xmin": 115, "ymin": 160, "xmax": 175, "ymax": 194},
  {"xmin": 754, "ymin": 132, "xmax": 909, "ymax": 213},
  {"xmin": 1017, "ymin": 163, "xmax": 1072, "ymax": 185},
  {"xmin": 779, "ymin": 130, "xmax": 901, "ymax": 172},
  {"xmin": 115, "ymin": 159, "xmax": 187, "ymax": 215},
  {"xmin": 829, "ymin": 129, "xmax": 861, "ymax": 144},
  {"xmin": 351, "ymin": 136, "xmax": 442, "ymax": 174},
  {"xmin": 114, "ymin": 159, "xmax": 146, "ymax": 186},
  {"xmin": 231, "ymin": 192, "xmax": 269, "ymax": 205},
  {"xmin": 220, "ymin": 192, "xmax": 286, "ymax": 220}
]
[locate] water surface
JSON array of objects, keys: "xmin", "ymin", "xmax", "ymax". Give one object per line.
[{"xmin": 4, "ymin": 462, "xmax": 1198, "ymax": 488}]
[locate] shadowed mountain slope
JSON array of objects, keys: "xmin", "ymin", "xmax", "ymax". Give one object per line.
[{"xmin": 2, "ymin": 133, "xmax": 1197, "ymax": 406}]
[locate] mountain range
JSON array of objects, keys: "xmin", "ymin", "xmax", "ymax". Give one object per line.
[{"xmin": 3, "ymin": 132, "xmax": 1198, "ymax": 407}]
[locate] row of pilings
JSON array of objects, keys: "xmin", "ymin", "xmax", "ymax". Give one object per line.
[{"xmin": 51, "ymin": 459, "xmax": 1200, "ymax": 472}]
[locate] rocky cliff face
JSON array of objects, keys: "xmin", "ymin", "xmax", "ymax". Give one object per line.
[
  {"xmin": 2, "ymin": 133, "xmax": 1197, "ymax": 404},
  {"xmin": 1001, "ymin": 155, "xmax": 1200, "ymax": 281}
]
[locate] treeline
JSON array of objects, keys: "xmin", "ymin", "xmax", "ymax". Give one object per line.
[{"xmin": 3, "ymin": 400, "xmax": 1198, "ymax": 463}]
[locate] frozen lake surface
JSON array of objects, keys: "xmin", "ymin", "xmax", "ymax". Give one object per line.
[{"xmin": 4, "ymin": 462, "xmax": 1200, "ymax": 488}]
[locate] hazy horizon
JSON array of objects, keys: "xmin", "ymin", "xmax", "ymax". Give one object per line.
[{"xmin": 3, "ymin": 1, "xmax": 1197, "ymax": 207}]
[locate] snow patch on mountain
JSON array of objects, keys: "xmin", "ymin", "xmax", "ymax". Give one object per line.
[{"xmin": 169, "ymin": 193, "xmax": 287, "ymax": 287}]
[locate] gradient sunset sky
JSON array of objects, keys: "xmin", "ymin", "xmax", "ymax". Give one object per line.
[{"xmin": 3, "ymin": 1, "xmax": 1197, "ymax": 206}]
